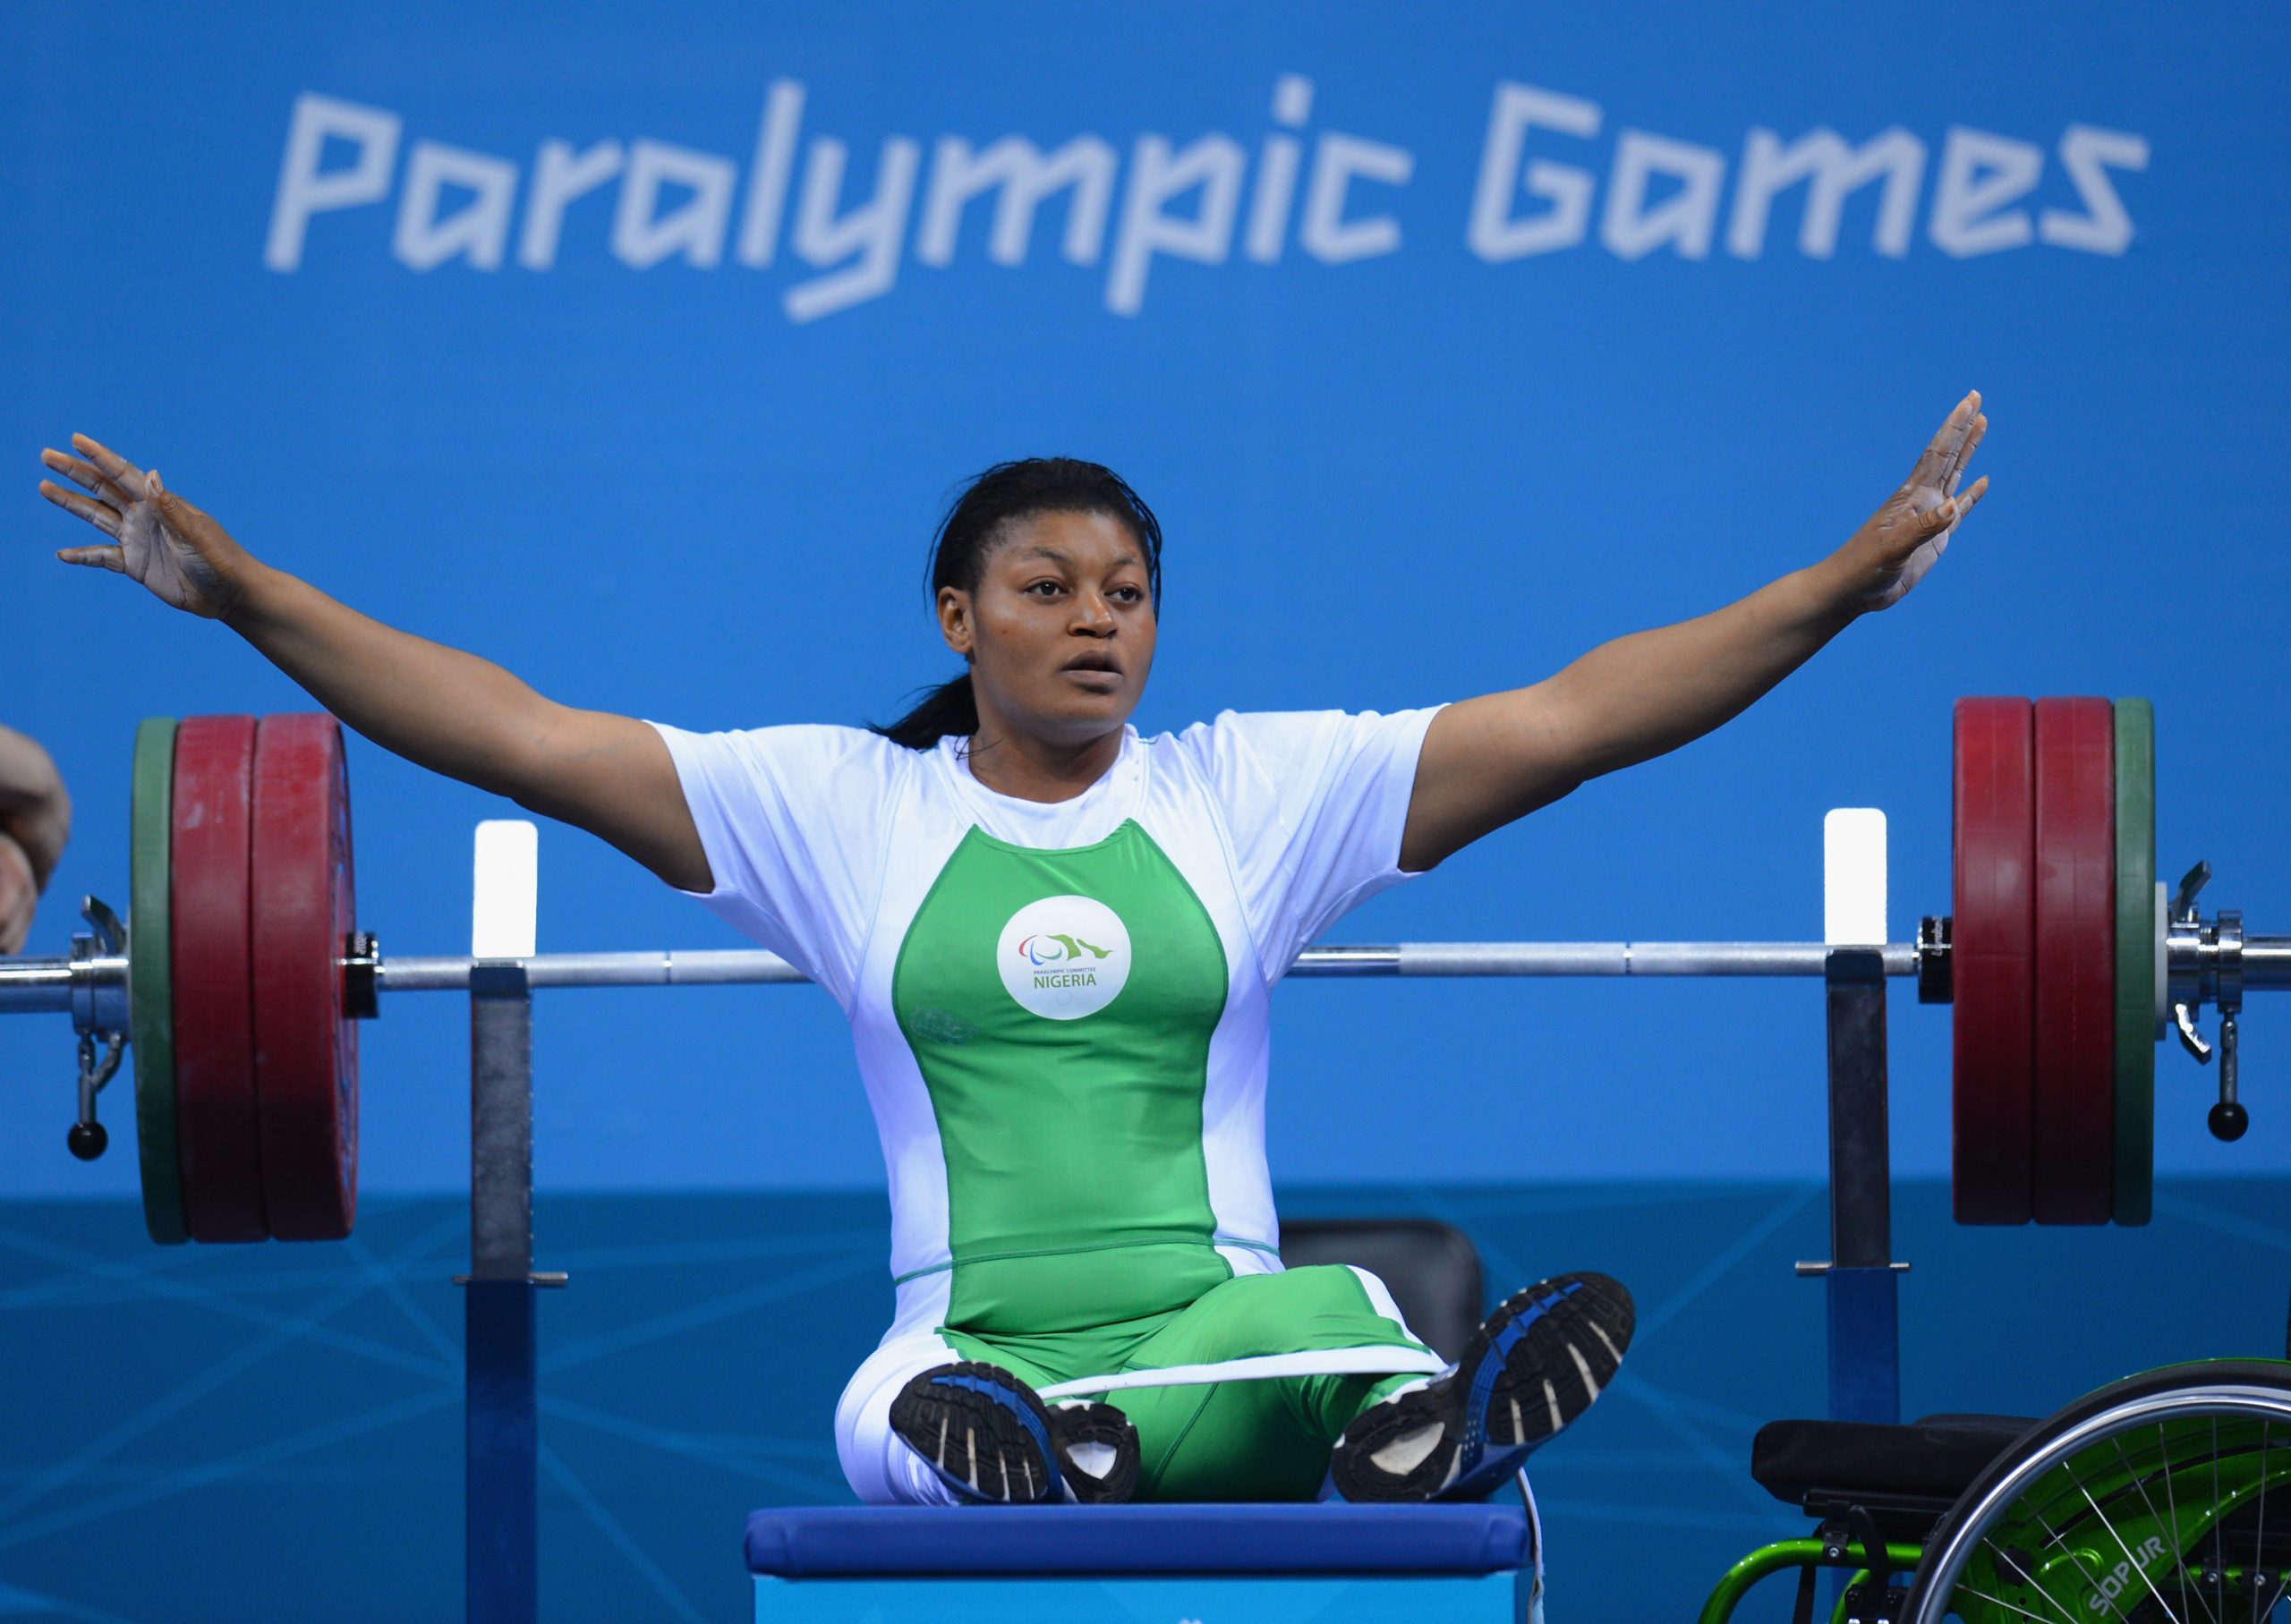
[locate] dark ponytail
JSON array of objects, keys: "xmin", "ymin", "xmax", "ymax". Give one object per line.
[
  {"xmin": 872, "ymin": 456, "xmax": 1163, "ymax": 751},
  {"xmin": 881, "ymin": 672, "xmax": 981, "ymax": 746}
]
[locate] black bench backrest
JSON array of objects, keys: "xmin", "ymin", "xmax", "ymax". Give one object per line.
[{"xmin": 1279, "ymin": 1218, "xmax": 1485, "ymax": 1365}]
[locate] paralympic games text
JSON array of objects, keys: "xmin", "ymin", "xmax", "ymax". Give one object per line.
[{"xmin": 264, "ymin": 77, "xmax": 2150, "ymax": 322}]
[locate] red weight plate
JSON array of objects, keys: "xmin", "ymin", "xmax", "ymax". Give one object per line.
[
  {"xmin": 2031, "ymin": 696, "xmax": 2115, "ymax": 1225},
  {"xmin": 250, "ymin": 714, "xmax": 359, "ymax": 1240},
  {"xmin": 171, "ymin": 715, "xmax": 268, "ymax": 1242},
  {"xmin": 1953, "ymin": 697, "xmax": 2035, "ymax": 1225}
]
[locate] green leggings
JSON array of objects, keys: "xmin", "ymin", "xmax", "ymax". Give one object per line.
[{"xmin": 941, "ymin": 1263, "xmax": 1435, "ymax": 1501}]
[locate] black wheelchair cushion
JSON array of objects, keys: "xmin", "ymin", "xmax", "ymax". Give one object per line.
[{"xmin": 1752, "ymin": 1413, "xmax": 2036, "ymax": 1511}]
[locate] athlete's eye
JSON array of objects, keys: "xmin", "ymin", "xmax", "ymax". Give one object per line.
[
  {"xmin": 1025, "ymin": 580, "xmax": 1064, "ymax": 599},
  {"xmin": 1109, "ymin": 584, "xmax": 1145, "ymax": 605}
]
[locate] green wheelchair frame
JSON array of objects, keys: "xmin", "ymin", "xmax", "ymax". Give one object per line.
[{"xmin": 1697, "ymin": 1358, "xmax": 2291, "ymax": 1624}]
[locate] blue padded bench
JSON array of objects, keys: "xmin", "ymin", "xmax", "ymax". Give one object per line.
[{"xmin": 746, "ymin": 1503, "xmax": 1538, "ymax": 1622}]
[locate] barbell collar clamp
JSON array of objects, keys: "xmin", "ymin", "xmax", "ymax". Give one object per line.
[
  {"xmin": 343, "ymin": 933, "xmax": 379, "ymax": 1019},
  {"xmin": 1916, "ymin": 916, "xmax": 1953, "ymax": 1005},
  {"xmin": 2175, "ymin": 861, "xmax": 2213, "ymax": 923},
  {"xmin": 2176, "ymin": 1003, "xmax": 2213, "ymax": 1064},
  {"xmin": 2168, "ymin": 888, "xmax": 2270, "ymax": 1063},
  {"xmin": 71, "ymin": 1029, "xmax": 122, "ymax": 1162},
  {"xmin": 60, "ymin": 895, "xmax": 128, "ymax": 1037},
  {"xmin": 2213, "ymin": 1011, "xmax": 2244, "ymax": 1142}
]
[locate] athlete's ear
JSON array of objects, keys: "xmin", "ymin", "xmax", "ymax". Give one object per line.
[{"xmin": 936, "ymin": 584, "xmax": 975, "ymax": 658}]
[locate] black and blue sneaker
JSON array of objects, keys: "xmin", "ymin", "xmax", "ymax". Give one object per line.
[
  {"xmin": 1330, "ymin": 1271, "xmax": 1634, "ymax": 1501},
  {"xmin": 889, "ymin": 1361, "xmax": 1140, "ymax": 1505}
]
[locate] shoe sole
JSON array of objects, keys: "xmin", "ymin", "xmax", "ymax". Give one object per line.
[
  {"xmin": 889, "ymin": 1361, "xmax": 1139, "ymax": 1505},
  {"xmin": 1331, "ymin": 1271, "xmax": 1635, "ymax": 1502}
]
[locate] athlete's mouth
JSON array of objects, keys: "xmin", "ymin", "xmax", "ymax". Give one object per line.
[{"xmin": 1062, "ymin": 650, "xmax": 1121, "ymax": 676}]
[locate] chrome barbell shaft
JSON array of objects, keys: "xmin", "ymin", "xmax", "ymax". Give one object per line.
[
  {"xmin": 1, "ymin": 940, "xmax": 1921, "ymax": 1009},
  {"xmin": 380, "ymin": 950, "xmax": 811, "ymax": 990},
  {"xmin": 9, "ymin": 936, "xmax": 2291, "ymax": 1014},
  {"xmin": 0, "ymin": 958, "xmax": 130, "ymax": 1029},
  {"xmin": 0, "ymin": 958, "xmax": 83, "ymax": 1014},
  {"xmin": 1368, "ymin": 942, "xmax": 1921, "ymax": 977},
  {"xmin": 388, "ymin": 941, "xmax": 1926, "ymax": 988}
]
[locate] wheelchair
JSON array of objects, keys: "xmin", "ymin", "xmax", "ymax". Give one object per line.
[
  {"xmin": 1293, "ymin": 1219, "xmax": 2291, "ymax": 1624},
  {"xmin": 1701, "ymin": 1358, "xmax": 2291, "ymax": 1624}
]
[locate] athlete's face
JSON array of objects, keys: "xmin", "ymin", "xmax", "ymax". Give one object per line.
[{"xmin": 939, "ymin": 509, "xmax": 1157, "ymax": 749}]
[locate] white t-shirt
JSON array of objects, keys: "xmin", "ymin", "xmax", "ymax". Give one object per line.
[{"xmin": 650, "ymin": 708, "xmax": 1442, "ymax": 1329}]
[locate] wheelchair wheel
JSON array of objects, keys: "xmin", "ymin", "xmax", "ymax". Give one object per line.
[{"xmin": 1902, "ymin": 1360, "xmax": 2291, "ymax": 1624}]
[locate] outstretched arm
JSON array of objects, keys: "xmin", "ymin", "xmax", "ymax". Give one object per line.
[
  {"xmin": 1399, "ymin": 392, "xmax": 1989, "ymax": 872},
  {"xmin": 38, "ymin": 435, "xmax": 712, "ymax": 891}
]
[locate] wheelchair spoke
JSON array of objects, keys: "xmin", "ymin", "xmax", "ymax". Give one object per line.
[
  {"xmin": 2255, "ymin": 1424, "xmax": 2272, "ymax": 1624},
  {"xmin": 2123, "ymin": 1424, "xmax": 2219, "ymax": 1624},
  {"xmin": 2030, "ymin": 1501, "xmax": 2138, "ymax": 1624},
  {"xmin": 1959, "ymin": 1578, "xmax": 2094, "ymax": 1624},
  {"xmin": 1981, "ymin": 1538, "xmax": 2092, "ymax": 1624},
  {"xmin": 2221, "ymin": 1421, "xmax": 2230, "ymax": 1624},
  {"xmin": 2067, "ymin": 1459, "xmax": 2185, "ymax": 1624}
]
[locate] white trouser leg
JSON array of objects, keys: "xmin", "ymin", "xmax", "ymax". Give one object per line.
[{"xmin": 835, "ymin": 1329, "xmax": 972, "ymax": 1506}]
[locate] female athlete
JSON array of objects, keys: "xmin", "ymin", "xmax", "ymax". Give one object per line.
[{"xmin": 35, "ymin": 394, "xmax": 1987, "ymax": 1504}]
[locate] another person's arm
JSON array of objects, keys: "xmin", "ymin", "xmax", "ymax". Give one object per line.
[
  {"xmin": 38, "ymin": 437, "xmax": 711, "ymax": 891},
  {"xmin": 1400, "ymin": 392, "xmax": 1989, "ymax": 872},
  {"xmin": 0, "ymin": 724, "xmax": 70, "ymax": 954}
]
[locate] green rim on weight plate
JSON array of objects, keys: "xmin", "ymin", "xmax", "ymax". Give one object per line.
[
  {"xmin": 130, "ymin": 716, "xmax": 187, "ymax": 1245},
  {"xmin": 2113, "ymin": 698, "xmax": 2156, "ymax": 1227}
]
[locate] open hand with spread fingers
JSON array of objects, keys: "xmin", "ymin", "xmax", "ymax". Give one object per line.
[
  {"xmin": 1842, "ymin": 391, "xmax": 1990, "ymax": 612},
  {"xmin": 38, "ymin": 435, "xmax": 258, "ymax": 619}
]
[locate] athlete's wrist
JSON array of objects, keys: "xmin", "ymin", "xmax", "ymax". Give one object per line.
[{"xmin": 1796, "ymin": 554, "xmax": 1873, "ymax": 631}]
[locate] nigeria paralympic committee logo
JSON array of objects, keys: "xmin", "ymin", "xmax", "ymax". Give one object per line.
[{"xmin": 996, "ymin": 895, "xmax": 1132, "ymax": 1021}]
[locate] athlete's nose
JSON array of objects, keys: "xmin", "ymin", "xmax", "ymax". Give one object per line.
[{"xmin": 1071, "ymin": 590, "xmax": 1117, "ymax": 634}]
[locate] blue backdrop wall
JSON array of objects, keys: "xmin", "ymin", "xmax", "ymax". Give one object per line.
[{"xmin": 4, "ymin": 1, "xmax": 2287, "ymax": 1202}]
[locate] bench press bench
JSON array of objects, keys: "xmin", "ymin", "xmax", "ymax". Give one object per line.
[{"xmin": 746, "ymin": 1501, "xmax": 1540, "ymax": 1622}]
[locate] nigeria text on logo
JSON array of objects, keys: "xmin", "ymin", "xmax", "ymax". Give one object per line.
[{"xmin": 1019, "ymin": 931, "xmax": 1111, "ymax": 990}]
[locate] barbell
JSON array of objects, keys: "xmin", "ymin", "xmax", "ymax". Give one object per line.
[{"xmin": 0, "ymin": 700, "xmax": 2271, "ymax": 1245}]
